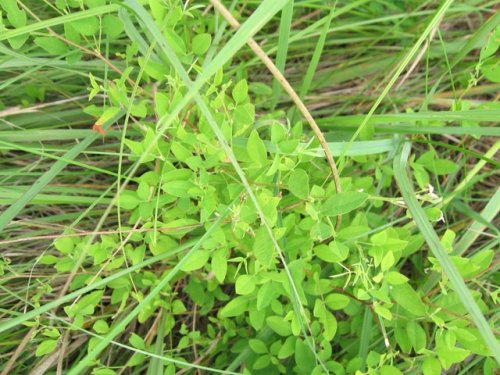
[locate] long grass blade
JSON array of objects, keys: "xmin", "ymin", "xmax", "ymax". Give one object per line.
[
  {"xmin": 0, "ymin": 5, "xmax": 119, "ymax": 41},
  {"xmin": 336, "ymin": 0, "xmax": 455, "ymax": 169},
  {"xmin": 393, "ymin": 142, "xmax": 500, "ymax": 365},
  {"xmin": 271, "ymin": 0, "xmax": 294, "ymax": 109}
]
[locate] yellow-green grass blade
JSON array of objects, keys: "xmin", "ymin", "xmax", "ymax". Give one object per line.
[{"xmin": 393, "ymin": 142, "xmax": 500, "ymax": 365}]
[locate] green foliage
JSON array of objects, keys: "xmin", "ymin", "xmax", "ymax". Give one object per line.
[{"xmin": 0, "ymin": 1, "xmax": 498, "ymax": 374}]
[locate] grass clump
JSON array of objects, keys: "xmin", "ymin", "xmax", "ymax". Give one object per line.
[{"xmin": 0, "ymin": 1, "xmax": 499, "ymax": 374}]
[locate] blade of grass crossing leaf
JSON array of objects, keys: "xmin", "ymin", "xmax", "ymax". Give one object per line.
[
  {"xmin": 68, "ymin": 200, "xmax": 234, "ymax": 374},
  {"xmin": 118, "ymin": 1, "xmax": 326, "ymax": 371},
  {"xmin": 69, "ymin": 0, "xmax": 313, "ymax": 372},
  {"xmin": 0, "ymin": 239, "xmax": 197, "ymax": 333},
  {"xmin": 0, "ymin": 110, "xmax": 124, "ymax": 232},
  {"xmin": 202, "ymin": 0, "xmax": 238, "ymax": 67},
  {"xmin": 422, "ymin": 188, "xmax": 500, "ymax": 294},
  {"xmin": 112, "ymin": 0, "xmax": 293, "ymax": 195},
  {"xmin": 270, "ymin": 0, "xmax": 293, "ymax": 110},
  {"xmin": 290, "ymin": 3, "xmax": 336, "ymax": 124},
  {"xmin": 127, "ymin": 0, "xmax": 325, "ymax": 368},
  {"xmin": 336, "ymin": 0, "xmax": 454, "ymax": 172},
  {"xmin": 394, "ymin": 142, "xmax": 500, "ymax": 365}
]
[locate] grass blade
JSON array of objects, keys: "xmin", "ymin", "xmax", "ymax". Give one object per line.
[
  {"xmin": 271, "ymin": 0, "xmax": 294, "ymax": 109},
  {"xmin": 0, "ymin": 110, "xmax": 124, "ymax": 232},
  {"xmin": 336, "ymin": 0, "xmax": 455, "ymax": 169},
  {"xmin": 393, "ymin": 141, "xmax": 500, "ymax": 365},
  {"xmin": 290, "ymin": 2, "xmax": 336, "ymax": 123},
  {"xmin": 0, "ymin": 5, "xmax": 119, "ymax": 42},
  {"xmin": 67, "ymin": 202, "xmax": 233, "ymax": 374}
]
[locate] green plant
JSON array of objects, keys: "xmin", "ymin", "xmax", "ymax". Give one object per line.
[{"xmin": 0, "ymin": 1, "xmax": 498, "ymax": 374}]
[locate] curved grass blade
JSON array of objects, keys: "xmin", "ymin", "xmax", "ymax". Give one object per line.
[{"xmin": 393, "ymin": 142, "xmax": 500, "ymax": 365}]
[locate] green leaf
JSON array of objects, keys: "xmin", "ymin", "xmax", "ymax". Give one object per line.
[
  {"xmin": 93, "ymin": 320, "xmax": 110, "ymax": 334},
  {"xmin": 322, "ymin": 191, "xmax": 369, "ymax": 216},
  {"xmin": 73, "ymin": 16, "xmax": 99, "ymax": 36},
  {"xmin": 422, "ymin": 357, "xmax": 441, "ymax": 375},
  {"xmin": 220, "ymin": 296, "xmax": 248, "ymax": 318},
  {"xmin": 322, "ymin": 311, "xmax": 337, "ymax": 340},
  {"xmin": 192, "ymin": 33, "xmax": 211, "ymax": 56},
  {"xmin": 246, "ymin": 129, "xmax": 267, "ymax": 166},
  {"xmin": 325, "ymin": 293, "xmax": 350, "ymax": 310},
  {"xmin": 54, "ymin": 236, "xmax": 74, "ymax": 254},
  {"xmin": 385, "ymin": 271, "xmax": 409, "ymax": 285},
  {"xmin": 163, "ymin": 181, "xmax": 193, "ymax": 198},
  {"xmin": 34, "ymin": 36, "xmax": 69, "ymax": 54},
  {"xmin": 482, "ymin": 63, "xmax": 500, "ymax": 83},
  {"xmin": 374, "ymin": 304, "xmax": 392, "ymax": 321},
  {"xmin": 102, "ymin": 15, "xmax": 123, "ymax": 38},
  {"xmin": 249, "ymin": 339, "xmax": 268, "ymax": 354},
  {"xmin": 390, "ymin": 283, "xmax": 426, "ymax": 316},
  {"xmin": 36, "ymin": 339, "xmax": 58, "ymax": 357},
  {"xmin": 295, "ymin": 339, "xmax": 315, "ymax": 374},
  {"xmin": 406, "ymin": 321, "xmax": 426, "ymax": 352},
  {"xmin": 180, "ymin": 250, "xmax": 210, "ymax": 272},
  {"xmin": 235, "ymin": 275, "xmax": 256, "ymax": 295},
  {"xmin": 3, "ymin": 0, "xmax": 26, "ymax": 28},
  {"xmin": 118, "ymin": 190, "xmax": 140, "ymax": 210},
  {"xmin": 232, "ymin": 79, "xmax": 248, "ymax": 104},
  {"xmin": 380, "ymin": 251, "xmax": 395, "ymax": 271},
  {"xmin": 288, "ymin": 169, "xmax": 309, "ymax": 199},
  {"xmin": 129, "ymin": 333, "xmax": 145, "ymax": 350},
  {"xmin": 266, "ymin": 316, "xmax": 291, "ymax": 337},
  {"xmin": 211, "ymin": 249, "xmax": 227, "ymax": 283},
  {"xmin": 314, "ymin": 241, "xmax": 349, "ymax": 263},
  {"xmin": 257, "ymin": 282, "xmax": 278, "ymax": 310},
  {"xmin": 253, "ymin": 226, "xmax": 274, "ymax": 267},
  {"xmin": 253, "ymin": 354, "xmax": 271, "ymax": 370}
]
